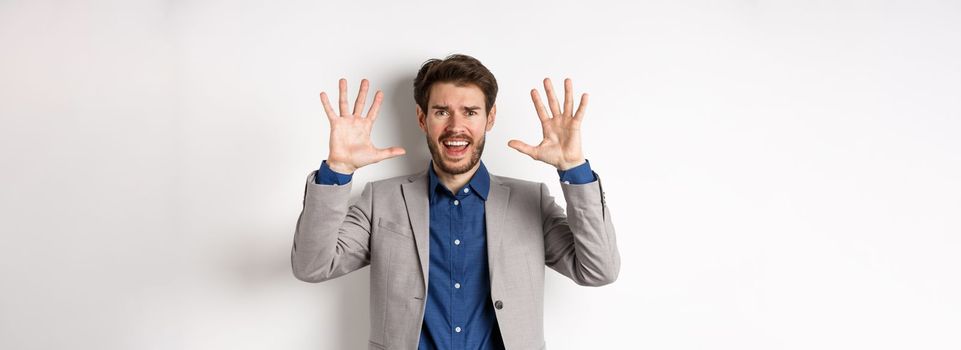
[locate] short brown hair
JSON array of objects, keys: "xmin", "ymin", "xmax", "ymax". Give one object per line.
[{"xmin": 413, "ymin": 54, "xmax": 498, "ymax": 114}]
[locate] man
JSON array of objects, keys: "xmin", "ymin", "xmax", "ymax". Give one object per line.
[{"xmin": 292, "ymin": 54, "xmax": 620, "ymax": 350}]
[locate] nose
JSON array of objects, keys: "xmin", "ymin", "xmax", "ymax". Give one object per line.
[{"xmin": 443, "ymin": 112, "xmax": 470, "ymax": 134}]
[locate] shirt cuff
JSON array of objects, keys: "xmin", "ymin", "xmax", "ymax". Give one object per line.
[
  {"xmin": 315, "ymin": 160, "xmax": 353, "ymax": 185},
  {"xmin": 557, "ymin": 159, "xmax": 596, "ymax": 184}
]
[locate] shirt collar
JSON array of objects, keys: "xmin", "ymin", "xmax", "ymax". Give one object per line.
[{"xmin": 428, "ymin": 160, "xmax": 490, "ymax": 203}]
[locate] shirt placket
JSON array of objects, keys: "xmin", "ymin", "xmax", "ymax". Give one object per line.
[{"xmin": 451, "ymin": 190, "xmax": 469, "ymax": 348}]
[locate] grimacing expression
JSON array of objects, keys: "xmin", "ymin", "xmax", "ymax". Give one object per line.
[{"xmin": 417, "ymin": 82, "xmax": 496, "ymax": 176}]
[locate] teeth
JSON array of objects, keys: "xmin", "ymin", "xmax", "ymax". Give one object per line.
[{"xmin": 444, "ymin": 140, "xmax": 469, "ymax": 147}]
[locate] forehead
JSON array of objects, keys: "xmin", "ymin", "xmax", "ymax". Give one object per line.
[{"xmin": 428, "ymin": 82, "xmax": 485, "ymax": 108}]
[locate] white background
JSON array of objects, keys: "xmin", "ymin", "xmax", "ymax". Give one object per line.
[{"xmin": 2, "ymin": 0, "xmax": 960, "ymax": 349}]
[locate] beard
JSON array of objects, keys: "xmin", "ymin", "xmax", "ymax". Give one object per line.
[{"xmin": 426, "ymin": 132, "xmax": 485, "ymax": 175}]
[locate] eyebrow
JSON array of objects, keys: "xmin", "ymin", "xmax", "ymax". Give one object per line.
[{"xmin": 431, "ymin": 105, "xmax": 483, "ymax": 111}]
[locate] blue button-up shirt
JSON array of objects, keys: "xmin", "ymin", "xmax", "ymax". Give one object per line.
[
  {"xmin": 419, "ymin": 161, "xmax": 500, "ymax": 349},
  {"xmin": 315, "ymin": 159, "xmax": 596, "ymax": 349}
]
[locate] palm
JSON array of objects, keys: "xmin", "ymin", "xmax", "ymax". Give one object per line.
[
  {"xmin": 320, "ymin": 79, "xmax": 405, "ymax": 173},
  {"xmin": 528, "ymin": 115, "xmax": 582, "ymax": 168},
  {"xmin": 509, "ymin": 78, "xmax": 589, "ymax": 170}
]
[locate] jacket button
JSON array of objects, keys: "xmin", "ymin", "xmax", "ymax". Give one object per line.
[{"xmin": 494, "ymin": 300, "xmax": 503, "ymax": 310}]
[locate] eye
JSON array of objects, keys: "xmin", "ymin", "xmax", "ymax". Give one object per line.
[
  {"xmin": 467, "ymin": 110, "xmax": 477, "ymax": 117},
  {"xmin": 434, "ymin": 110, "xmax": 449, "ymax": 117}
]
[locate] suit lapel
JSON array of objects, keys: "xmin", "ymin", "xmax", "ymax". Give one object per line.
[
  {"xmin": 400, "ymin": 170, "xmax": 512, "ymax": 292},
  {"xmin": 485, "ymin": 175, "xmax": 511, "ymax": 281},
  {"xmin": 401, "ymin": 171, "xmax": 431, "ymax": 291}
]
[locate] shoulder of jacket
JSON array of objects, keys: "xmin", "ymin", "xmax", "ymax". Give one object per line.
[
  {"xmin": 490, "ymin": 173, "xmax": 543, "ymax": 191},
  {"xmin": 367, "ymin": 170, "xmax": 428, "ymax": 187}
]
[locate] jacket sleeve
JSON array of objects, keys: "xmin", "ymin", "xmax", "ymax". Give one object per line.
[
  {"xmin": 541, "ymin": 173, "xmax": 621, "ymax": 286},
  {"xmin": 291, "ymin": 170, "xmax": 373, "ymax": 283}
]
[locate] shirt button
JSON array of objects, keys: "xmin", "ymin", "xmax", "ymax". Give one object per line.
[
  {"xmin": 563, "ymin": 180, "xmax": 571, "ymax": 185},
  {"xmin": 453, "ymin": 199, "xmax": 460, "ymax": 206},
  {"xmin": 454, "ymin": 282, "xmax": 461, "ymax": 289},
  {"xmin": 454, "ymin": 239, "xmax": 461, "ymax": 245},
  {"xmin": 494, "ymin": 300, "xmax": 503, "ymax": 310},
  {"xmin": 464, "ymin": 188, "xmax": 470, "ymax": 193},
  {"xmin": 455, "ymin": 326, "xmax": 462, "ymax": 333}
]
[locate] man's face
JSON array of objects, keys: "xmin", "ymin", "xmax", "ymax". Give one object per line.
[{"xmin": 417, "ymin": 82, "xmax": 496, "ymax": 176}]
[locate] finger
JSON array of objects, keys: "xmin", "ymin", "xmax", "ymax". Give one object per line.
[
  {"xmin": 563, "ymin": 78, "xmax": 574, "ymax": 116},
  {"xmin": 375, "ymin": 146, "xmax": 406, "ymax": 162},
  {"xmin": 530, "ymin": 89, "xmax": 549, "ymax": 122},
  {"xmin": 319, "ymin": 92, "xmax": 337, "ymax": 119},
  {"xmin": 367, "ymin": 90, "xmax": 384, "ymax": 121},
  {"xmin": 338, "ymin": 78, "xmax": 349, "ymax": 117},
  {"xmin": 573, "ymin": 93, "xmax": 589, "ymax": 121},
  {"xmin": 507, "ymin": 140, "xmax": 538, "ymax": 159},
  {"xmin": 352, "ymin": 79, "xmax": 369, "ymax": 116},
  {"xmin": 543, "ymin": 78, "xmax": 562, "ymax": 118}
]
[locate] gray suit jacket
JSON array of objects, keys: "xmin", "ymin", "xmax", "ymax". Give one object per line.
[{"xmin": 292, "ymin": 167, "xmax": 620, "ymax": 350}]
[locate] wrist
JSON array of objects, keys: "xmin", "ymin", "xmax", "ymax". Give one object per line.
[
  {"xmin": 326, "ymin": 160, "xmax": 356, "ymax": 174},
  {"xmin": 556, "ymin": 158, "xmax": 586, "ymax": 171}
]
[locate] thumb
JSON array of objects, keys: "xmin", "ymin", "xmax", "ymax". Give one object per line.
[
  {"xmin": 375, "ymin": 146, "xmax": 406, "ymax": 162},
  {"xmin": 507, "ymin": 140, "xmax": 537, "ymax": 159}
]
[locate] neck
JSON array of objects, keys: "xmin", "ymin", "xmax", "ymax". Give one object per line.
[{"xmin": 433, "ymin": 161, "xmax": 481, "ymax": 193}]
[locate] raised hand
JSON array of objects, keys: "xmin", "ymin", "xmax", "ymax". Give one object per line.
[
  {"xmin": 320, "ymin": 78, "xmax": 406, "ymax": 174},
  {"xmin": 508, "ymin": 78, "xmax": 588, "ymax": 170}
]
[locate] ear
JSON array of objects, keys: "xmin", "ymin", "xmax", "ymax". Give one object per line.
[
  {"xmin": 486, "ymin": 104, "xmax": 497, "ymax": 132},
  {"xmin": 416, "ymin": 105, "xmax": 427, "ymax": 133}
]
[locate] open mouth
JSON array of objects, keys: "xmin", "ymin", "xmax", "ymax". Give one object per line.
[{"xmin": 441, "ymin": 138, "xmax": 471, "ymax": 157}]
